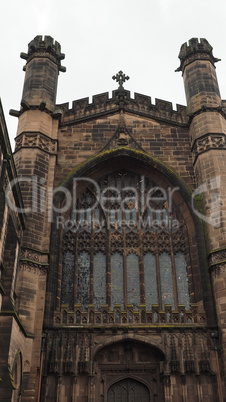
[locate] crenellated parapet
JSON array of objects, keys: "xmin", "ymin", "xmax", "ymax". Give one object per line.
[
  {"xmin": 58, "ymin": 90, "xmax": 188, "ymax": 126},
  {"xmin": 176, "ymin": 37, "xmax": 220, "ymax": 73},
  {"xmin": 20, "ymin": 35, "xmax": 66, "ymax": 72}
]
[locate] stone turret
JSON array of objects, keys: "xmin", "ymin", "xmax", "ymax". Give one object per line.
[
  {"xmin": 178, "ymin": 38, "xmax": 226, "ymax": 397},
  {"xmin": 176, "ymin": 38, "xmax": 222, "ymax": 116},
  {"xmin": 20, "ymin": 35, "xmax": 65, "ymax": 112},
  {"xmin": 12, "ymin": 36, "xmax": 65, "ymax": 401},
  {"xmin": 14, "ymin": 35, "xmax": 66, "ymax": 248},
  {"xmin": 177, "ymin": 38, "xmax": 226, "ymax": 248}
]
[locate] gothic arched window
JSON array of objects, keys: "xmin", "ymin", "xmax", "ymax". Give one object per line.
[{"xmin": 60, "ymin": 170, "xmax": 190, "ymax": 314}]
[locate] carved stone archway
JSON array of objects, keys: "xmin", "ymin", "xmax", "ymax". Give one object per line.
[{"xmin": 94, "ymin": 339, "xmax": 165, "ymax": 402}]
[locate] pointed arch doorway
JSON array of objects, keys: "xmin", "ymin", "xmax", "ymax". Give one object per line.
[
  {"xmin": 108, "ymin": 378, "xmax": 150, "ymax": 402},
  {"xmin": 94, "ymin": 339, "xmax": 165, "ymax": 401}
]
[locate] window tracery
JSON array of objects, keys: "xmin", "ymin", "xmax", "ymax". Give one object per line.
[{"xmin": 60, "ymin": 170, "xmax": 191, "ymax": 315}]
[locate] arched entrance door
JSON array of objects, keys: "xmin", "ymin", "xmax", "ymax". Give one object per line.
[
  {"xmin": 108, "ymin": 378, "xmax": 150, "ymax": 402},
  {"xmin": 95, "ymin": 340, "xmax": 165, "ymax": 401}
]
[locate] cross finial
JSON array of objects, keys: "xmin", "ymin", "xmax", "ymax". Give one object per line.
[{"xmin": 112, "ymin": 70, "xmax": 130, "ymax": 89}]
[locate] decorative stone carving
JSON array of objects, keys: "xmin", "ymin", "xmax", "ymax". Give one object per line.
[
  {"xmin": 15, "ymin": 133, "xmax": 57, "ymax": 154},
  {"xmin": 208, "ymin": 248, "xmax": 226, "ymax": 266},
  {"xmin": 53, "ymin": 305, "xmax": 206, "ymax": 326},
  {"xmin": 192, "ymin": 133, "xmax": 226, "ymax": 163},
  {"xmin": 21, "ymin": 248, "xmax": 40, "ymax": 262},
  {"xmin": 210, "ymin": 262, "xmax": 226, "ymax": 275},
  {"xmin": 20, "ymin": 247, "xmax": 49, "ymax": 271},
  {"xmin": 19, "ymin": 263, "xmax": 47, "ymax": 276},
  {"xmin": 78, "ymin": 346, "xmax": 89, "ymax": 374},
  {"xmin": 112, "ymin": 71, "xmax": 130, "ymax": 90}
]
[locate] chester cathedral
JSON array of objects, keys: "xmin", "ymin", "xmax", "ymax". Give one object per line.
[{"xmin": 0, "ymin": 35, "xmax": 226, "ymax": 401}]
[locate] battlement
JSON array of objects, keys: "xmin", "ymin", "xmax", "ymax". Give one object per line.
[
  {"xmin": 58, "ymin": 90, "xmax": 188, "ymax": 126},
  {"xmin": 180, "ymin": 38, "xmax": 213, "ymax": 58},
  {"xmin": 20, "ymin": 35, "xmax": 66, "ymax": 72},
  {"xmin": 176, "ymin": 38, "xmax": 220, "ymax": 72}
]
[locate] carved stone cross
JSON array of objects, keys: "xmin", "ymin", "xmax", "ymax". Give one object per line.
[{"xmin": 112, "ymin": 70, "xmax": 130, "ymax": 89}]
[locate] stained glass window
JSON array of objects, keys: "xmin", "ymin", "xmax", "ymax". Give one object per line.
[
  {"xmin": 144, "ymin": 253, "xmax": 158, "ymax": 309},
  {"xmin": 61, "ymin": 251, "xmax": 74, "ymax": 309},
  {"xmin": 94, "ymin": 253, "xmax": 106, "ymax": 310},
  {"xmin": 111, "ymin": 253, "xmax": 124, "ymax": 307},
  {"xmin": 127, "ymin": 254, "xmax": 140, "ymax": 309},
  {"xmin": 61, "ymin": 170, "xmax": 190, "ymax": 314},
  {"xmin": 160, "ymin": 253, "xmax": 175, "ymax": 309},
  {"xmin": 77, "ymin": 252, "xmax": 90, "ymax": 309},
  {"xmin": 175, "ymin": 252, "xmax": 190, "ymax": 309}
]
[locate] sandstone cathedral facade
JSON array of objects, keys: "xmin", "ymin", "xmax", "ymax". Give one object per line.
[{"xmin": 0, "ymin": 36, "xmax": 226, "ymax": 401}]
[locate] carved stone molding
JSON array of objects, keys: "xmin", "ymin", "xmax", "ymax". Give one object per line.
[
  {"xmin": 161, "ymin": 374, "xmax": 171, "ymax": 387},
  {"xmin": 208, "ymin": 248, "xmax": 226, "ymax": 266},
  {"xmin": 15, "ymin": 132, "xmax": 57, "ymax": 154},
  {"xmin": 192, "ymin": 133, "xmax": 226, "ymax": 163},
  {"xmin": 19, "ymin": 262, "xmax": 47, "ymax": 276},
  {"xmin": 53, "ymin": 304, "xmax": 206, "ymax": 327},
  {"xmin": 208, "ymin": 248, "xmax": 226, "ymax": 275},
  {"xmin": 20, "ymin": 247, "xmax": 49, "ymax": 265},
  {"xmin": 21, "ymin": 248, "xmax": 40, "ymax": 262},
  {"xmin": 210, "ymin": 262, "xmax": 226, "ymax": 275}
]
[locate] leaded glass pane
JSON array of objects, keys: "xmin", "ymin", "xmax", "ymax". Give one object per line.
[
  {"xmin": 144, "ymin": 253, "xmax": 158, "ymax": 308},
  {"xmin": 61, "ymin": 251, "xmax": 74, "ymax": 309},
  {"xmin": 159, "ymin": 253, "xmax": 175, "ymax": 308},
  {"xmin": 77, "ymin": 252, "xmax": 90, "ymax": 310},
  {"xmin": 94, "ymin": 252, "xmax": 106, "ymax": 310},
  {"xmin": 117, "ymin": 207, "xmax": 122, "ymax": 223},
  {"xmin": 175, "ymin": 252, "xmax": 190, "ymax": 309},
  {"xmin": 127, "ymin": 253, "xmax": 140, "ymax": 309},
  {"xmin": 162, "ymin": 209, "xmax": 169, "ymax": 232},
  {"xmin": 111, "ymin": 253, "xmax": 124, "ymax": 307},
  {"xmin": 79, "ymin": 210, "xmax": 85, "ymax": 224},
  {"xmin": 155, "ymin": 209, "xmax": 162, "ymax": 230}
]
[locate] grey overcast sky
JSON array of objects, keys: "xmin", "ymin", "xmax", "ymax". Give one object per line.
[{"xmin": 1, "ymin": 0, "xmax": 226, "ymax": 148}]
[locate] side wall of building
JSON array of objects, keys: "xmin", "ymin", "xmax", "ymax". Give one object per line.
[{"xmin": 0, "ymin": 100, "xmax": 27, "ymax": 401}]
